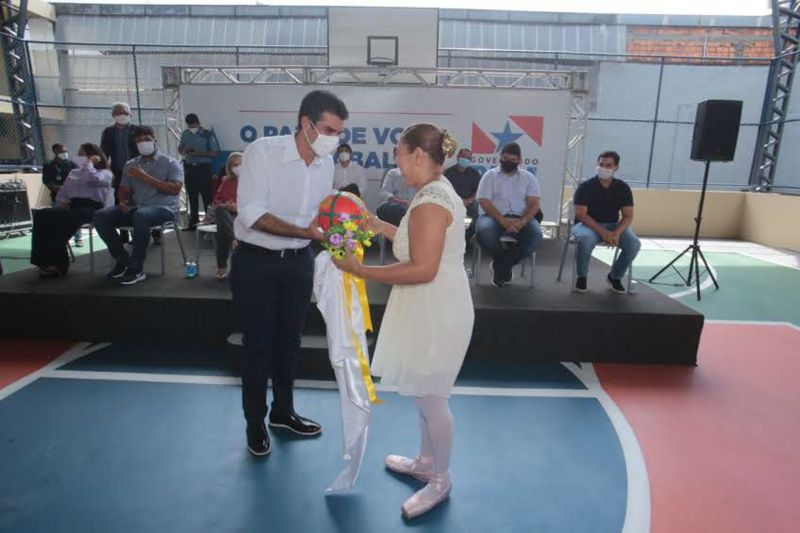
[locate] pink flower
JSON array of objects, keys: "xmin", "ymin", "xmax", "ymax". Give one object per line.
[
  {"xmin": 338, "ymin": 214, "xmax": 351, "ymax": 221},
  {"xmin": 345, "ymin": 239, "xmax": 357, "ymax": 251},
  {"xmin": 329, "ymin": 233, "xmax": 342, "ymax": 246}
]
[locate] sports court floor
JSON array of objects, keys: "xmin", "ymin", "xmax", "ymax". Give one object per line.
[{"xmin": 1, "ymin": 237, "xmax": 798, "ymax": 532}]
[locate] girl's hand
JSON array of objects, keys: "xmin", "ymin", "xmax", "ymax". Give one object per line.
[{"xmin": 332, "ymin": 251, "xmax": 361, "ymax": 275}]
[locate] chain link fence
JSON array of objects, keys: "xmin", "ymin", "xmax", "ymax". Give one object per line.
[{"xmin": 3, "ymin": 39, "xmax": 797, "ymax": 192}]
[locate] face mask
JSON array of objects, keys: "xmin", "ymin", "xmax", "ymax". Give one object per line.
[
  {"xmin": 72, "ymin": 155, "xmax": 88, "ymax": 166},
  {"xmin": 305, "ymin": 123, "xmax": 340, "ymax": 157},
  {"xmin": 114, "ymin": 114, "xmax": 131, "ymax": 126},
  {"xmin": 137, "ymin": 141, "xmax": 156, "ymax": 156},
  {"xmin": 597, "ymin": 167, "xmax": 614, "ymax": 180},
  {"xmin": 500, "ymin": 160, "xmax": 518, "ymax": 174},
  {"xmin": 231, "ymin": 165, "xmax": 241, "ymax": 176},
  {"xmin": 338, "ymin": 152, "xmax": 351, "ymax": 163},
  {"xmin": 57, "ymin": 152, "xmax": 69, "ymax": 161},
  {"xmin": 458, "ymin": 157, "xmax": 471, "ymax": 168},
  {"xmin": 189, "ymin": 127, "xmax": 199, "ymax": 134}
]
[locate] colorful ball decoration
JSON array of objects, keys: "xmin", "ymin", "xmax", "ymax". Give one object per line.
[{"xmin": 317, "ymin": 191, "xmax": 367, "ymax": 233}]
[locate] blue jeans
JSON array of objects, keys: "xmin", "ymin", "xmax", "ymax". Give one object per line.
[
  {"xmin": 476, "ymin": 215, "xmax": 543, "ymax": 278},
  {"xmin": 572, "ymin": 222, "xmax": 641, "ymax": 279},
  {"xmin": 376, "ymin": 201, "xmax": 408, "ymax": 227},
  {"xmin": 93, "ymin": 205, "xmax": 175, "ymax": 272}
]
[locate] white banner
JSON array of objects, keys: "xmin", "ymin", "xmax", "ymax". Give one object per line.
[{"xmin": 180, "ymin": 84, "xmax": 571, "ymax": 219}]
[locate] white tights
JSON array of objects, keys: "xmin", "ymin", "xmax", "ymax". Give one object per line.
[{"xmin": 415, "ymin": 396, "xmax": 454, "ymax": 475}]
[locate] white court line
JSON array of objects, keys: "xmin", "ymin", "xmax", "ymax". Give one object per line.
[
  {"xmin": 0, "ymin": 342, "xmax": 110, "ymax": 401},
  {"xmin": 706, "ymin": 319, "xmax": 800, "ymax": 332},
  {"xmin": 666, "ymin": 262, "xmax": 719, "ymax": 299},
  {"xmin": 44, "ymin": 369, "xmax": 597, "ymax": 398},
  {"xmin": 563, "ymin": 362, "xmax": 651, "ymax": 533}
]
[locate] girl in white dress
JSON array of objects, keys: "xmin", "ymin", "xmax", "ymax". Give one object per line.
[{"xmin": 333, "ymin": 123, "xmax": 474, "ymax": 519}]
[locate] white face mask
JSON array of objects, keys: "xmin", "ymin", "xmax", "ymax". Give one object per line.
[
  {"xmin": 72, "ymin": 155, "xmax": 88, "ymax": 166},
  {"xmin": 114, "ymin": 114, "xmax": 131, "ymax": 126},
  {"xmin": 597, "ymin": 166, "xmax": 615, "ymax": 180},
  {"xmin": 231, "ymin": 165, "xmax": 242, "ymax": 176},
  {"xmin": 338, "ymin": 152, "xmax": 351, "ymax": 163},
  {"xmin": 57, "ymin": 152, "xmax": 69, "ymax": 161},
  {"xmin": 305, "ymin": 123, "xmax": 340, "ymax": 157},
  {"xmin": 137, "ymin": 141, "xmax": 156, "ymax": 156},
  {"xmin": 188, "ymin": 127, "xmax": 199, "ymax": 134}
]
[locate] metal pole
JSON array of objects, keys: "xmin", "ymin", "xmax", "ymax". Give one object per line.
[
  {"xmin": 646, "ymin": 57, "xmax": 665, "ymax": 188},
  {"xmin": 132, "ymin": 44, "xmax": 142, "ymax": 124}
]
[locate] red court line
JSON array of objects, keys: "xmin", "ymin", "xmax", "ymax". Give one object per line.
[
  {"xmin": 596, "ymin": 323, "xmax": 800, "ymax": 533},
  {"xmin": 0, "ymin": 340, "xmax": 75, "ymax": 389}
]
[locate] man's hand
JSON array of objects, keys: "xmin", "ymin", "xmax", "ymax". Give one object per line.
[
  {"xmin": 600, "ymin": 229, "xmax": 616, "ymax": 246},
  {"xmin": 609, "ymin": 231, "xmax": 621, "ymax": 247},
  {"xmin": 502, "ymin": 217, "xmax": 521, "ymax": 233},
  {"xmin": 127, "ymin": 166, "xmax": 148, "ymax": 181},
  {"xmin": 306, "ymin": 221, "xmax": 325, "ymax": 242},
  {"xmin": 119, "ymin": 202, "xmax": 132, "ymax": 214}
]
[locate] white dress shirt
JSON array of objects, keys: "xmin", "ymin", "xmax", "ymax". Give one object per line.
[
  {"xmin": 235, "ymin": 134, "xmax": 335, "ymax": 250},
  {"xmin": 333, "ymin": 161, "xmax": 367, "ymax": 193}
]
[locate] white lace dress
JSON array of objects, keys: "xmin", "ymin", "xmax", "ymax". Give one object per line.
[{"xmin": 371, "ymin": 178, "xmax": 475, "ymax": 397}]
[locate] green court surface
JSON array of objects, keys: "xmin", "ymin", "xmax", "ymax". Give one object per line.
[{"xmin": 594, "ymin": 248, "xmax": 800, "ymax": 326}]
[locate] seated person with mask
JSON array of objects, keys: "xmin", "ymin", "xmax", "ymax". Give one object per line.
[
  {"xmin": 93, "ymin": 126, "xmax": 184, "ymax": 286},
  {"xmin": 376, "ymin": 148, "xmax": 417, "ymax": 227},
  {"xmin": 333, "ymin": 143, "xmax": 367, "ymax": 197},
  {"xmin": 444, "ymin": 148, "xmax": 481, "ymax": 240},
  {"xmin": 572, "ymin": 150, "xmax": 640, "ymax": 294},
  {"xmin": 475, "ymin": 142, "xmax": 543, "ymax": 288}
]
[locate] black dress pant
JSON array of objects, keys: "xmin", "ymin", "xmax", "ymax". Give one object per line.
[
  {"xmin": 184, "ymin": 162, "xmax": 213, "ymax": 226},
  {"xmin": 230, "ymin": 242, "xmax": 313, "ymax": 424}
]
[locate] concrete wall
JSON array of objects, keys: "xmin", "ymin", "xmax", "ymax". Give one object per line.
[{"xmin": 741, "ymin": 193, "xmax": 800, "ymax": 252}]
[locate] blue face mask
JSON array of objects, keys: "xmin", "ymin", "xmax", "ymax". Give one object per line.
[{"xmin": 458, "ymin": 157, "xmax": 471, "ymax": 168}]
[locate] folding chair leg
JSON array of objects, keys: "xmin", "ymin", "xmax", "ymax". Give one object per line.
[
  {"xmin": 89, "ymin": 226, "xmax": 95, "ymax": 274},
  {"xmin": 173, "ymin": 222, "xmax": 187, "ymax": 263},
  {"xmin": 557, "ymin": 237, "xmax": 571, "ymax": 282},
  {"xmin": 160, "ymin": 224, "xmax": 166, "ymax": 275},
  {"xmin": 529, "ymin": 252, "xmax": 536, "ymax": 288},
  {"xmin": 67, "ymin": 242, "xmax": 75, "ymax": 263}
]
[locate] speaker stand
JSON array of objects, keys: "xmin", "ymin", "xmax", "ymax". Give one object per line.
[{"xmin": 649, "ymin": 159, "xmax": 720, "ymax": 301}]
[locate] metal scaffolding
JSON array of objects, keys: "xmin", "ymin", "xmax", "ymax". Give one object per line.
[
  {"xmin": 750, "ymin": 0, "xmax": 800, "ymax": 191},
  {"xmin": 0, "ymin": 0, "xmax": 43, "ymax": 167}
]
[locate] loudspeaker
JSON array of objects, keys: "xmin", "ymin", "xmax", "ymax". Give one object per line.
[{"xmin": 690, "ymin": 99, "xmax": 743, "ymax": 162}]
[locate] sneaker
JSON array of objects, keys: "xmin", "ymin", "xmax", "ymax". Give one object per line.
[
  {"xmin": 152, "ymin": 234, "xmax": 162, "ymax": 246},
  {"xmin": 73, "ymin": 239, "xmax": 84, "ymax": 248},
  {"xmin": 119, "ymin": 268, "xmax": 147, "ymax": 286},
  {"xmin": 489, "ymin": 260, "xmax": 506, "ymax": 288},
  {"xmin": 107, "ymin": 262, "xmax": 128, "ymax": 280},
  {"xmin": 246, "ymin": 422, "xmax": 271, "ymax": 457},
  {"xmin": 268, "ymin": 412, "xmax": 322, "ymax": 437},
  {"xmin": 575, "ymin": 277, "xmax": 588, "ymax": 293},
  {"xmin": 607, "ymin": 274, "xmax": 626, "ymax": 295}
]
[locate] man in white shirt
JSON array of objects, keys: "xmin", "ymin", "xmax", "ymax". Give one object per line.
[
  {"xmin": 475, "ymin": 142, "xmax": 544, "ymax": 288},
  {"xmin": 231, "ymin": 90, "xmax": 349, "ymax": 457},
  {"xmin": 333, "ymin": 143, "xmax": 367, "ymax": 197}
]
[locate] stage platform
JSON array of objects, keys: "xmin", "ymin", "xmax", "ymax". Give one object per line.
[{"xmin": 0, "ymin": 232, "xmax": 702, "ymax": 365}]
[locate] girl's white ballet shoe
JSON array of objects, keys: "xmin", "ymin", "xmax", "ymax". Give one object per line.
[
  {"xmin": 384, "ymin": 454, "xmax": 434, "ymax": 482},
  {"xmin": 401, "ymin": 473, "xmax": 452, "ymax": 520}
]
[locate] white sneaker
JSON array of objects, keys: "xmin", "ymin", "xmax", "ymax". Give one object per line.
[{"xmin": 401, "ymin": 472, "xmax": 452, "ymax": 519}]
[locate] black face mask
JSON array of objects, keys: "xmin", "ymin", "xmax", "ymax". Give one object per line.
[{"xmin": 500, "ymin": 160, "xmax": 518, "ymax": 173}]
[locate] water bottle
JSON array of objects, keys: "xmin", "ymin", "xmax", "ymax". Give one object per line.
[{"xmin": 185, "ymin": 261, "xmax": 198, "ymax": 278}]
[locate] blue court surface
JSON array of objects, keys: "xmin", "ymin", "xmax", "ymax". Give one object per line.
[{"xmin": 0, "ymin": 343, "xmax": 631, "ymax": 533}]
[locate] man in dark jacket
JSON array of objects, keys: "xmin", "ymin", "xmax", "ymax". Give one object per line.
[{"xmin": 100, "ymin": 102, "xmax": 141, "ymax": 243}]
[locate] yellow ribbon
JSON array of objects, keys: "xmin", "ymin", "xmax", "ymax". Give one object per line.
[{"xmin": 342, "ymin": 246, "xmax": 381, "ymax": 404}]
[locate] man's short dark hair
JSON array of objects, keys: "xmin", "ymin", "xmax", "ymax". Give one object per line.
[
  {"xmin": 185, "ymin": 113, "xmax": 199, "ymax": 125},
  {"xmin": 133, "ymin": 125, "xmax": 156, "ymax": 138},
  {"xmin": 297, "ymin": 90, "xmax": 349, "ymax": 130},
  {"xmin": 337, "ymin": 143, "xmax": 352, "ymax": 153},
  {"xmin": 598, "ymin": 150, "xmax": 620, "ymax": 166},
  {"xmin": 457, "ymin": 148, "xmax": 472, "ymax": 157},
  {"xmin": 52, "ymin": 143, "xmax": 66, "ymax": 153},
  {"xmin": 501, "ymin": 142, "xmax": 522, "ymax": 158}
]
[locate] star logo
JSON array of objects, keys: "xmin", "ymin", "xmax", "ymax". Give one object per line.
[{"xmin": 490, "ymin": 122, "xmax": 524, "ymax": 153}]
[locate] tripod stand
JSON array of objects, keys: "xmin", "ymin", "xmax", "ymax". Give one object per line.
[{"xmin": 649, "ymin": 160, "xmax": 719, "ymax": 301}]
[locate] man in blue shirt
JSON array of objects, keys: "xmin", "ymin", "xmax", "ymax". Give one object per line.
[
  {"xmin": 475, "ymin": 143, "xmax": 543, "ymax": 288},
  {"xmin": 178, "ymin": 113, "xmax": 219, "ymax": 230},
  {"xmin": 93, "ymin": 126, "xmax": 184, "ymax": 285}
]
